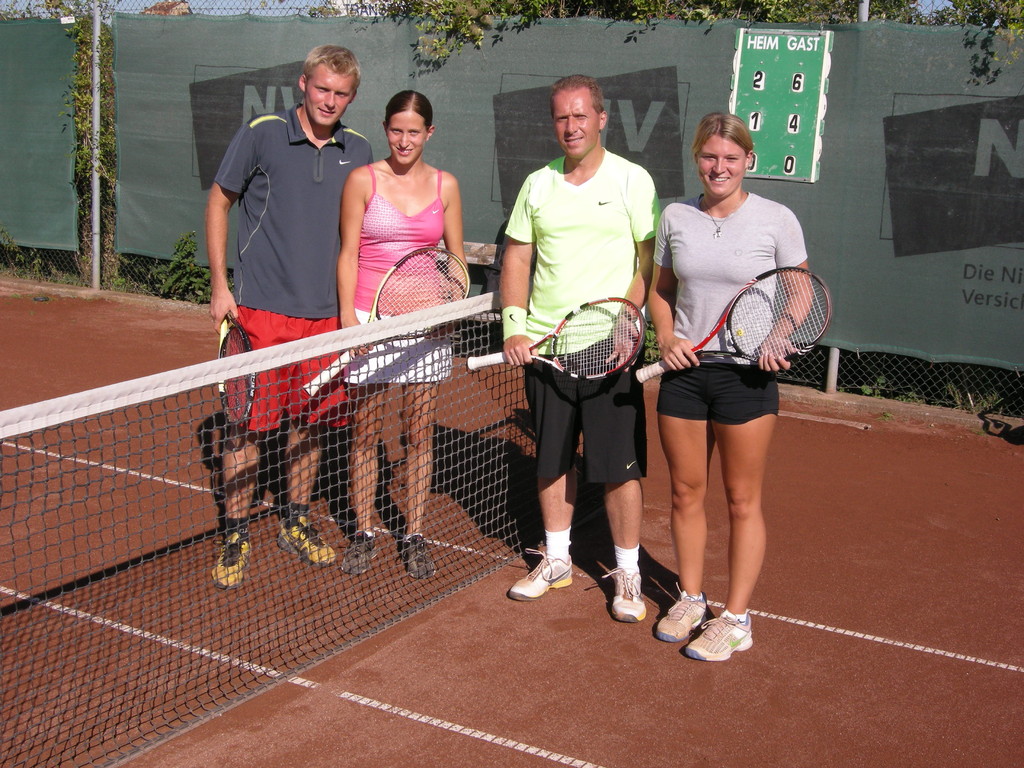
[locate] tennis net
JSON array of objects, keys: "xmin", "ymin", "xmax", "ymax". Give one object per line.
[{"xmin": 0, "ymin": 293, "xmax": 547, "ymax": 768}]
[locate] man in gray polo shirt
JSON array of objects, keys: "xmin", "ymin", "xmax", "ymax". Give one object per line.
[{"xmin": 206, "ymin": 44, "xmax": 372, "ymax": 589}]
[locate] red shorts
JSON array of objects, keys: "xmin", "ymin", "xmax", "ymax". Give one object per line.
[{"xmin": 236, "ymin": 306, "xmax": 347, "ymax": 432}]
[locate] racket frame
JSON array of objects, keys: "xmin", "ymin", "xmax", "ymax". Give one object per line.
[
  {"xmin": 217, "ymin": 315, "xmax": 256, "ymax": 424},
  {"xmin": 636, "ymin": 267, "xmax": 831, "ymax": 383},
  {"xmin": 467, "ymin": 297, "xmax": 647, "ymax": 380},
  {"xmin": 304, "ymin": 246, "xmax": 470, "ymax": 398}
]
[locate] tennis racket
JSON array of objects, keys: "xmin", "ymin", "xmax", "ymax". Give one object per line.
[
  {"xmin": 218, "ymin": 315, "xmax": 256, "ymax": 424},
  {"xmin": 467, "ymin": 298, "xmax": 646, "ymax": 380},
  {"xmin": 304, "ymin": 246, "xmax": 470, "ymax": 398},
  {"xmin": 636, "ymin": 267, "xmax": 832, "ymax": 383}
]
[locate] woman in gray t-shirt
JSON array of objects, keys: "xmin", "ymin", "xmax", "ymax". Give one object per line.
[{"xmin": 647, "ymin": 112, "xmax": 809, "ymax": 662}]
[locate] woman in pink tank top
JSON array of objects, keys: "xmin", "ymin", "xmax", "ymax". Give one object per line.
[{"xmin": 336, "ymin": 90, "xmax": 465, "ymax": 580}]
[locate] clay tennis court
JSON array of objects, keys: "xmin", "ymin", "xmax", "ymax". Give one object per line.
[{"xmin": 1, "ymin": 278, "xmax": 1021, "ymax": 768}]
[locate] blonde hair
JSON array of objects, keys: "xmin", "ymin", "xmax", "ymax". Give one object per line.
[
  {"xmin": 690, "ymin": 112, "xmax": 754, "ymax": 162},
  {"xmin": 303, "ymin": 45, "xmax": 361, "ymax": 89}
]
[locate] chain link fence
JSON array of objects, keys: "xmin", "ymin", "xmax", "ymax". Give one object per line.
[
  {"xmin": 783, "ymin": 347, "xmax": 1022, "ymax": 419},
  {"xmin": 2, "ymin": 0, "xmax": 1021, "ymax": 417},
  {"xmin": 0, "ymin": 235, "xmax": 172, "ymax": 295}
]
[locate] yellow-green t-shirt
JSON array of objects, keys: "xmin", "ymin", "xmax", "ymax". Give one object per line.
[{"xmin": 505, "ymin": 150, "xmax": 659, "ymax": 345}]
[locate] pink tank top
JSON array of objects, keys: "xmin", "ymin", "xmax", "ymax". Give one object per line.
[{"xmin": 354, "ymin": 166, "xmax": 445, "ymax": 312}]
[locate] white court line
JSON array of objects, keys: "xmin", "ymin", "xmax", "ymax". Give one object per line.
[
  {"xmin": 0, "ymin": 584, "xmax": 607, "ymax": 768},
  {"xmin": 1, "ymin": 441, "xmax": 563, "ymax": 759},
  {"xmin": 2, "ymin": 441, "xmax": 506, "ymax": 563},
  {"xmin": 3, "ymin": 584, "xmax": 1019, "ymax": 768},
  {"xmin": 4, "ymin": 425, "xmax": 1019, "ymax": 765},
  {"xmin": 4, "ymin": 437, "xmax": 513, "ymax": 566},
  {"xmin": 4, "ymin": 437, "xmax": 1021, "ymax": 681},
  {"xmin": 331, "ymin": 690, "xmax": 606, "ymax": 768},
  {"xmin": 2, "ymin": 440, "xmax": 211, "ymax": 494},
  {"xmin": 707, "ymin": 601, "xmax": 1023, "ymax": 673}
]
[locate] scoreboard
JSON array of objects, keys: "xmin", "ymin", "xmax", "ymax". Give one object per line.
[{"xmin": 730, "ymin": 29, "xmax": 833, "ymax": 183}]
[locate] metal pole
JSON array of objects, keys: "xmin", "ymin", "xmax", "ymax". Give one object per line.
[
  {"xmin": 90, "ymin": 0, "xmax": 101, "ymax": 289},
  {"xmin": 826, "ymin": 346, "xmax": 840, "ymax": 394},
  {"xmin": 858, "ymin": 0, "xmax": 869, "ymax": 22}
]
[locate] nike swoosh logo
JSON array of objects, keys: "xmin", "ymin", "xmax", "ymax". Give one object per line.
[
  {"xmin": 339, "ymin": 160, "xmax": 352, "ymax": 165},
  {"xmin": 598, "ymin": 201, "xmax": 612, "ymax": 205},
  {"xmin": 626, "ymin": 461, "xmax": 636, "ymax": 469}
]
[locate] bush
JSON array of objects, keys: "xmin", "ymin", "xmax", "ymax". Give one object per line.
[{"xmin": 156, "ymin": 232, "xmax": 212, "ymax": 303}]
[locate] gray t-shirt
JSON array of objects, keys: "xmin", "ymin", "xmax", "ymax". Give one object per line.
[
  {"xmin": 654, "ymin": 193, "xmax": 807, "ymax": 363},
  {"xmin": 215, "ymin": 107, "xmax": 372, "ymax": 318}
]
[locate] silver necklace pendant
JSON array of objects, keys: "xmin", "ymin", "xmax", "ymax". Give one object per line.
[{"xmin": 702, "ymin": 197, "xmax": 724, "ymax": 238}]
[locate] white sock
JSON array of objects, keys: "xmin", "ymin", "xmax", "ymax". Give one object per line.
[
  {"xmin": 683, "ymin": 590, "xmax": 706, "ymax": 604},
  {"xmin": 613, "ymin": 545, "xmax": 640, "ymax": 574},
  {"xmin": 544, "ymin": 528, "xmax": 571, "ymax": 563},
  {"xmin": 723, "ymin": 609, "xmax": 749, "ymax": 624}
]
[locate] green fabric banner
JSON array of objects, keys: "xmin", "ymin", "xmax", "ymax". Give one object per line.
[
  {"xmin": 0, "ymin": 20, "xmax": 77, "ymax": 250},
  {"xmin": 113, "ymin": 16, "xmax": 1024, "ymax": 369}
]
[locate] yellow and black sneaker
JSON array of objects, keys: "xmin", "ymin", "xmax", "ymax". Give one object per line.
[
  {"xmin": 278, "ymin": 515, "xmax": 336, "ymax": 567},
  {"xmin": 211, "ymin": 531, "xmax": 251, "ymax": 589}
]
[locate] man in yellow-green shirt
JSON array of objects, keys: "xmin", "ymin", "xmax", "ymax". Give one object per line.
[{"xmin": 500, "ymin": 74, "xmax": 660, "ymax": 623}]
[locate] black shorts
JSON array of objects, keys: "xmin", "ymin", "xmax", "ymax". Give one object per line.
[
  {"xmin": 524, "ymin": 363, "xmax": 646, "ymax": 483},
  {"xmin": 656, "ymin": 363, "xmax": 778, "ymax": 425}
]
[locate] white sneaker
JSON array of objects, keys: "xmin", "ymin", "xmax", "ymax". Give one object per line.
[
  {"xmin": 655, "ymin": 590, "xmax": 708, "ymax": 642},
  {"xmin": 685, "ymin": 612, "xmax": 753, "ymax": 661},
  {"xmin": 604, "ymin": 568, "xmax": 646, "ymax": 623},
  {"xmin": 507, "ymin": 550, "xmax": 572, "ymax": 601}
]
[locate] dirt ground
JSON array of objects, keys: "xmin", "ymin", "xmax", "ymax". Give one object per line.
[{"xmin": 2, "ymin": 277, "xmax": 1021, "ymax": 768}]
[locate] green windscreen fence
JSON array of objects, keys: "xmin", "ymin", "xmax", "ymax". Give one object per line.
[
  {"xmin": 112, "ymin": 16, "xmax": 1024, "ymax": 370},
  {"xmin": 0, "ymin": 19, "xmax": 78, "ymax": 250}
]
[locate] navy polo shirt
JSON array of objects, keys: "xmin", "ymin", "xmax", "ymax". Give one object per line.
[{"xmin": 215, "ymin": 106, "xmax": 372, "ymax": 318}]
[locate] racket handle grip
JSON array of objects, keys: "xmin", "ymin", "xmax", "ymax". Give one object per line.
[
  {"xmin": 304, "ymin": 351, "xmax": 352, "ymax": 398},
  {"xmin": 467, "ymin": 351, "xmax": 508, "ymax": 371},
  {"xmin": 635, "ymin": 360, "xmax": 669, "ymax": 383}
]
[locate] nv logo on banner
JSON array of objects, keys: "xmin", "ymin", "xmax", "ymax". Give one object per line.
[
  {"xmin": 883, "ymin": 95, "xmax": 1024, "ymax": 257},
  {"xmin": 190, "ymin": 62, "xmax": 302, "ymax": 190},
  {"xmin": 189, "ymin": 63, "xmax": 684, "ymax": 206},
  {"xmin": 492, "ymin": 67, "xmax": 685, "ymax": 215}
]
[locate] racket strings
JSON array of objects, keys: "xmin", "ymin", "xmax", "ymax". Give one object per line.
[
  {"xmin": 729, "ymin": 271, "xmax": 830, "ymax": 358},
  {"xmin": 222, "ymin": 380, "xmax": 251, "ymax": 421},
  {"xmin": 222, "ymin": 330, "xmax": 249, "ymax": 358},
  {"xmin": 552, "ymin": 301, "xmax": 644, "ymax": 378},
  {"xmin": 375, "ymin": 249, "xmax": 469, "ymax": 318},
  {"xmin": 219, "ymin": 326, "xmax": 255, "ymax": 423}
]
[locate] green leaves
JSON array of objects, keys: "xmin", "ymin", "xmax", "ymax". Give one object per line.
[{"xmin": 156, "ymin": 232, "xmax": 214, "ymax": 304}]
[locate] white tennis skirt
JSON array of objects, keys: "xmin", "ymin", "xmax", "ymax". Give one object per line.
[{"xmin": 344, "ymin": 308, "xmax": 453, "ymax": 385}]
